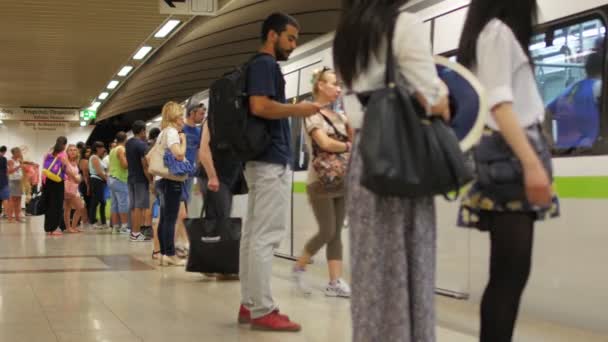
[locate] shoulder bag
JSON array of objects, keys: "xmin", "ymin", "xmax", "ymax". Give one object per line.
[
  {"xmin": 310, "ymin": 113, "xmax": 350, "ymax": 193},
  {"xmin": 146, "ymin": 130, "xmax": 188, "ymax": 182},
  {"xmin": 42, "ymin": 154, "xmax": 63, "ymax": 183},
  {"xmin": 356, "ymin": 24, "xmax": 473, "ymax": 199}
]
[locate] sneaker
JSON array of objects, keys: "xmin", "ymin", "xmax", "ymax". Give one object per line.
[
  {"xmin": 238, "ymin": 306, "xmax": 289, "ymax": 324},
  {"xmin": 129, "ymin": 232, "xmax": 148, "ymax": 242},
  {"xmin": 292, "ymin": 268, "xmax": 312, "ymax": 295},
  {"xmin": 120, "ymin": 226, "xmax": 130, "ymax": 235},
  {"xmin": 112, "ymin": 226, "xmax": 121, "ymax": 234},
  {"xmin": 250, "ymin": 311, "xmax": 301, "ymax": 332},
  {"xmin": 176, "ymin": 246, "xmax": 189, "ymax": 259},
  {"xmin": 324, "ymin": 279, "xmax": 351, "ymax": 298},
  {"xmin": 93, "ymin": 223, "xmax": 107, "ymax": 230}
]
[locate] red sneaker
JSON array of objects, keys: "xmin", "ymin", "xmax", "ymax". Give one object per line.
[
  {"xmin": 238, "ymin": 305, "xmax": 290, "ymax": 324},
  {"xmin": 238, "ymin": 305, "xmax": 251, "ymax": 324},
  {"xmin": 250, "ymin": 311, "xmax": 301, "ymax": 332}
]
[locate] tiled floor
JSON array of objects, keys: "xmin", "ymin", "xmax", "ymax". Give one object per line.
[
  {"xmin": 0, "ymin": 216, "xmax": 479, "ymax": 342},
  {"xmin": 0, "ymin": 216, "xmax": 604, "ymax": 342}
]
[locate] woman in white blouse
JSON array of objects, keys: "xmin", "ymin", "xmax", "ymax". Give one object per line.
[
  {"xmin": 457, "ymin": 1, "xmax": 559, "ymax": 341},
  {"xmin": 334, "ymin": 2, "xmax": 449, "ymax": 341}
]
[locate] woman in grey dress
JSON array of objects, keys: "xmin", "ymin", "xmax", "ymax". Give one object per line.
[{"xmin": 333, "ymin": 1, "xmax": 450, "ymax": 341}]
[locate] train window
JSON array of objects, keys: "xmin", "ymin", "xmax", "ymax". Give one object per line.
[{"xmin": 532, "ymin": 18, "xmax": 606, "ymax": 155}]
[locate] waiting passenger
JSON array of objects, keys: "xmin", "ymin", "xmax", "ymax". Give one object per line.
[
  {"xmin": 7, "ymin": 147, "xmax": 25, "ymax": 223},
  {"xmin": 175, "ymin": 102, "xmax": 206, "ymax": 258},
  {"xmin": 126, "ymin": 120, "xmax": 152, "ymax": 242},
  {"xmin": 198, "ymin": 106, "xmax": 246, "ymax": 279},
  {"xmin": 146, "ymin": 127, "xmax": 162, "ymax": 258},
  {"xmin": 457, "ymin": 1, "xmax": 560, "ymax": 341},
  {"xmin": 237, "ymin": 12, "xmax": 320, "ymax": 332},
  {"xmin": 292, "ymin": 68, "xmax": 352, "ymax": 297},
  {"xmin": 88, "ymin": 141, "xmax": 108, "ymax": 229},
  {"xmin": 78, "ymin": 146, "xmax": 92, "ymax": 228},
  {"xmin": 43, "ymin": 136, "xmax": 77, "ymax": 236},
  {"xmin": 108, "ymin": 132, "xmax": 130, "ymax": 234},
  {"xmin": 546, "ymin": 52, "xmax": 603, "ymax": 150},
  {"xmin": 334, "ymin": 2, "xmax": 450, "ymax": 341},
  {"xmin": 63, "ymin": 144, "xmax": 83, "ymax": 233},
  {"xmin": 0, "ymin": 146, "xmax": 8, "ymax": 217},
  {"xmin": 155, "ymin": 101, "xmax": 187, "ymax": 267}
]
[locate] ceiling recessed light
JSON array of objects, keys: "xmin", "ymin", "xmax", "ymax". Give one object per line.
[
  {"xmin": 155, "ymin": 19, "xmax": 181, "ymax": 38},
  {"xmin": 99, "ymin": 92, "xmax": 109, "ymax": 100},
  {"xmin": 117, "ymin": 66, "xmax": 134, "ymax": 77},
  {"xmin": 133, "ymin": 46, "xmax": 153, "ymax": 60},
  {"xmin": 107, "ymin": 80, "xmax": 119, "ymax": 89},
  {"xmin": 89, "ymin": 102, "xmax": 101, "ymax": 111}
]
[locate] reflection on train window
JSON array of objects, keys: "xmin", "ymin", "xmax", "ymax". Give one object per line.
[{"xmin": 532, "ymin": 18, "xmax": 605, "ymax": 154}]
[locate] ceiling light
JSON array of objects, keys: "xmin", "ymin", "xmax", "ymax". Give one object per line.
[
  {"xmin": 155, "ymin": 20, "xmax": 181, "ymax": 38},
  {"xmin": 99, "ymin": 92, "xmax": 109, "ymax": 100},
  {"xmin": 133, "ymin": 46, "xmax": 153, "ymax": 60},
  {"xmin": 0, "ymin": 120, "xmax": 3, "ymax": 124},
  {"xmin": 146, "ymin": 122, "xmax": 152, "ymax": 126},
  {"xmin": 107, "ymin": 80, "xmax": 119, "ymax": 89},
  {"xmin": 89, "ymin": 102, "xmax": 101, "ymax": 111},
  {"xmin": 153, "ymin": 117, "xmax": 162, "ymax": 122},
  {"xmin": 80, "ymin": 121, "xmax": 87, "ymax": 127},
  {"xmin": 117, "ymin": 66, "xmax": 134, "ymax": 77}
]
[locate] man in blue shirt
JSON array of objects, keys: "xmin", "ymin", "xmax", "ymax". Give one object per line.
[
  {"xmin": 125, "ymin": 121, "xmax": 152, "ymax": 241},
  {"xmin": 237, "ymin": 12, "xmax": 321, "ymax": 332},
  {"xmin": 175, "ymin": 102, "xmax": 206, "ymax": 258}
]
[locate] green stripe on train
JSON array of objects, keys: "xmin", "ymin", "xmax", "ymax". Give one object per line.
[{"xmin": 292, "ymin": 177, "xmax": 608, "ymax": 199}]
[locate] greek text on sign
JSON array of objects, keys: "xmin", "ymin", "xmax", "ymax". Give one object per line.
[
  {"xmin": 0, "ymin": 108, "xmax": 80, "ymax": 121},
  {"xmin": 159, "ymin": 0, "xmax": 218, "ymax": 15}
]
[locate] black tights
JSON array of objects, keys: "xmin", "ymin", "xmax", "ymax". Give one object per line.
[{"xmin": 480, "ymin": 211, "xmax": 535, "ymax": 342}]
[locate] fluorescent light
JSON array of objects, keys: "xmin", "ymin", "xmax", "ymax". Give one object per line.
[
  {"xmin": 133, "ymin": 46, "xmax": 153, "ymax": 60},
  {"xmin": 153, "ymin": 117, "xmax": 162, "ymax": 122},
  {"xmin": 80, "ymin": 121, "xmax": 87, "ymax": 127},
  {"xmin": 107, "ymin": 80, "xmax": 119, "ymax": 89},
  {"xmin": 117, "ymin": 66, "xmax": 134, "ymax": 77},
  {"xmin": 0, "ymin": 120, "xmax": 3, "ymax": 124},
  {"xmin": 99, "ymin": 92, "xmax": 109, "ymax": 100},
  {"xmin": 146, "ymin": 122, "xmax": 152, "ymax": 126},
  {"xmin": 155, "ymin": 19, "xmax": 181, "ymax": 38},
  {"xmin": 89, "ymin": 102, "xmax": 101, "ymax": 111}
]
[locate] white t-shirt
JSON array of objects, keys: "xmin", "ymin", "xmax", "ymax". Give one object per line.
[
  {"xmin": 475, "ymin": 19, "xmax": 544, "ymax": 130},
  {"xmin": 344, "ymin": 11, "xmax": 447, "ymax": 129},
  {"xmin": 154, "ymin": 127, "xmax": 181, "ymax": 181}
]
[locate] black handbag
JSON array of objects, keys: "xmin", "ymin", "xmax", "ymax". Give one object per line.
[
  {"xmin": 184, "ymin": 196, "xmax": 241, "ymax": 274},
  {"xmin": 357, "ymin": 28, "xmax": 473, "ymax": 198},
  {"xmin": 26, "ymin": 191, "xmax": 45, "ymax": 216},
  {"xmin": 474, "ymin": 124, "xmax": 553, "ymax": 203}
]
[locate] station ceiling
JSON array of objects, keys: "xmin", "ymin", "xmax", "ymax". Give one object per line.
[
  {"xmin": 98, "ymin": 0, "xmax": 341, "ymax": 121},
  {"xmin": 0, "ymin": 0, "xmax": 166, "ymax": 108}
]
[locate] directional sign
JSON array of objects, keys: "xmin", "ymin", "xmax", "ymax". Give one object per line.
[{"xmin": 159, "ymin": 0, "xmax": 218, "ymax": 16}]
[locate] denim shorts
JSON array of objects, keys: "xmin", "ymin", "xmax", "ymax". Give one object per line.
[
  {"xmin": 108, "ymin": 177, "xmax": 129, "ymax": 214},
  {"xmin": 128, "ymin": 182, "xmax": 149, "ymax": 209}
]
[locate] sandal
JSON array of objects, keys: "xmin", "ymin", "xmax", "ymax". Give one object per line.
[
  {"xmin": 51, "ymin": 230, "xmax": 63, "ymax": 236},
  {"xmin": 152, "ymin": 250, "xmax": 161, "ymax": 260}
]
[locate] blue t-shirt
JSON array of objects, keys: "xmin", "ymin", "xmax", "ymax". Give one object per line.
[
  {"xmin": 247, "ymin": 53, "xmax": 291, "ymax": 165},
  {"xmin": 182, "ymin": 123, "xmax": 202, "ymax": 166},
  {"xmin": 125, "ymin": 138, "xmax": 148, "ymax": 183}
]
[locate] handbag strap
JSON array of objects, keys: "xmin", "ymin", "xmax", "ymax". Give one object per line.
[{"xmin": 317, "ymin": 111, "xmax": 348, "ymax": 140}]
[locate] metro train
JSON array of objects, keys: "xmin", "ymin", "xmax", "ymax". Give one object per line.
[{"xmin": 147, "ymin": 0, "xmax": 608, "ymax": 336}]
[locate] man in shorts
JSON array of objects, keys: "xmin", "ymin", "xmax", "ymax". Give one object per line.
[{"xmin": 125, "ymin": 120, "xmax": 151, "ymax": 242}]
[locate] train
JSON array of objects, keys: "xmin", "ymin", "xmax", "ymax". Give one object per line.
[{"xmin": 146, "ymin": 0, "xmax": 608, "ymax": 336}]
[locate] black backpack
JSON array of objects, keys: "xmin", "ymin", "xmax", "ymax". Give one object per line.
[{"xmin": 208, "ymin": 54, "xmax": 271, "ymax": 161}]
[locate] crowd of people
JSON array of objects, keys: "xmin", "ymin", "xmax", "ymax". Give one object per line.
[{"xmin": 0, "ymin": 0, "xmax": 567, "ymax": 340}]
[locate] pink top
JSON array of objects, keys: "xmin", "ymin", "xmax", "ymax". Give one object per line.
[{"xmin": 64, "ymin": 162, "xmax": 79, "ymax": 195}]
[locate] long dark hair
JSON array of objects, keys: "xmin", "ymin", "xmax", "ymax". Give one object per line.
[
  {"xmin": 457, "ymin": 0, "xmax": 538, "ymax": 68},
  {"xmin": 53, "ymin": 136, "xmax": 67, "ymax": 155},
  {"xmin": 333, "ymin": 0, "xmax": 410, "ymax": 88}
]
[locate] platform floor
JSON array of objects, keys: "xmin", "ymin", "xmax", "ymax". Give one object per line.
[{"xmin": 0, "ymin": 216, "xmax": 604, "ymax": 342}]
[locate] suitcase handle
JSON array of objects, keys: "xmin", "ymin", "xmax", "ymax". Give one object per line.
[{"xmin": 201, "ymin": 236, "xmax": 221, "ymax": 243}]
